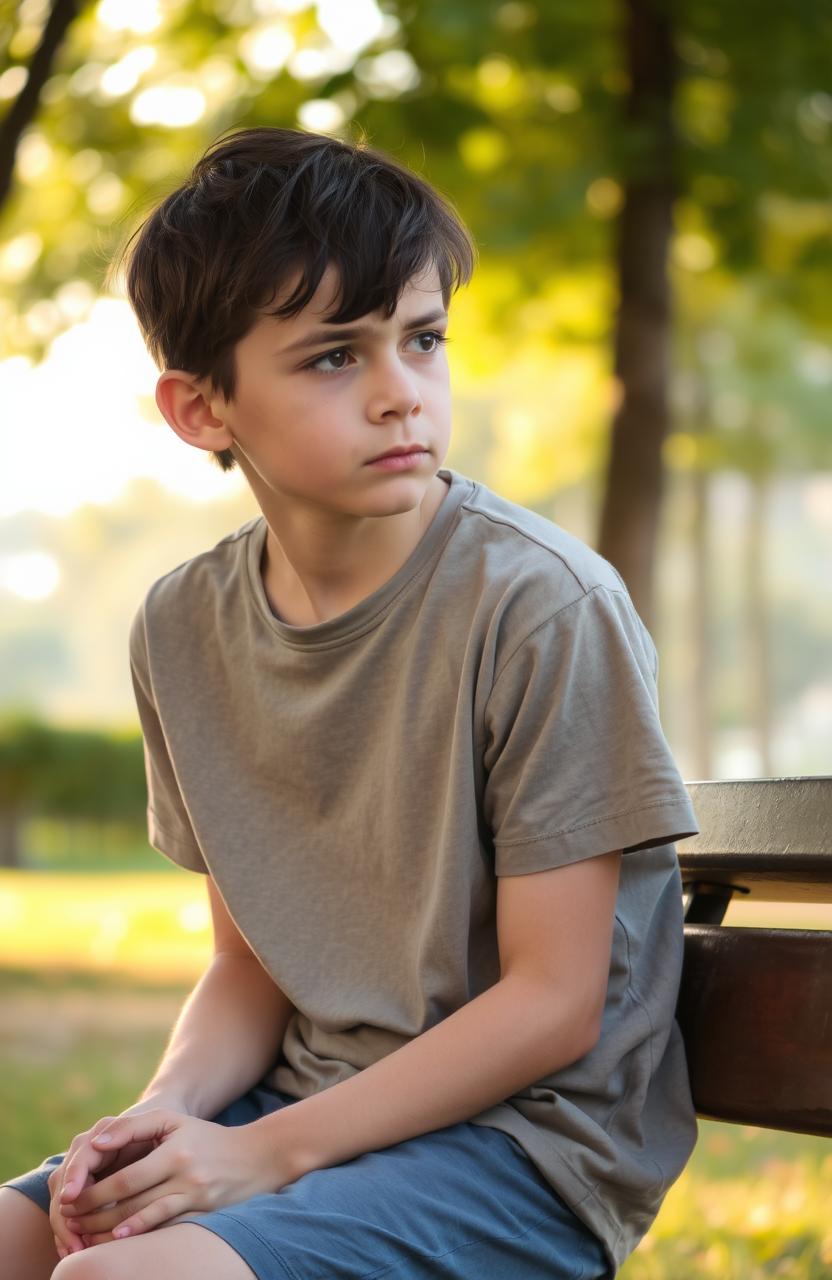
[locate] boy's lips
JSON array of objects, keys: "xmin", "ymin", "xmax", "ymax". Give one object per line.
[{"xmin": 366, "ymin": 445, "xmax": 428, "ymax": 463}]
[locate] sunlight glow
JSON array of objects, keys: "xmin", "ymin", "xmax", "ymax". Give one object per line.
[
  {"xmin": 16, "ymin": 130, "xmax": 53, "ymax": 183},
  {"xmin": 239, "ymin": 22, "xmax": 295, "ymax": 78},
  {"xmin": 297, "ymin": 97, "xmax": 348, "ymax": 132},
  {"xmin": 0, "ymin": 66, "xmax": 29, "ymax": 100},
  {"xmin": 96, "ymin": 0, "xmax": 164, "ymax": 35},
  {"xmin": 1, "ymin": 300, "xmax": 247, "ymax": 517},
  {"xmin": 0, "ymin": 232, "xmax": 43, "ymax": 283},
  {"xmin": 674, "ymin": 232, "xmax": 717, "ymax": 272},
  {"xmin": 0, "ymin": 552, "xmax": 61, "ymax": 601},
  {"xmin": 317, "ymin": 0, "xmax": 385, "ymax": 53},
  {"xmin": 86, "ymin": 172, "xmax": 126, "ymax": 216},
  {"xmin": 288, "ymin": 43, "xmax": 354, "ymax": 80},
  {"xmin": 99, "ymin": 46, "xmax": 157, "ymax": 97},
  {"xmin": 178, "ymin": 899, "xmax": 210, "ymax": 934},
  {"xmin": 131, "ymin": 84, "xmax": 207, "ymax": 127},
  {"xmin": 354, "ymin": 50, "xmax": 419, "ymax": 97}
]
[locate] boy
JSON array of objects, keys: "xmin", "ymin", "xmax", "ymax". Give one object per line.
[{"xmin": 2, "ymin": 126, "xmax": 700, "ymax": 1279}]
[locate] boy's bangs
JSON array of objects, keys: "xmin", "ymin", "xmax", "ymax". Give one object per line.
[
  {"xmin": 249, "ymin": 174, "xmax": 457, "ymax": 327},
  {"xmin": 260, "ymin": 239, "xmax": 447, "ymax": 330}
]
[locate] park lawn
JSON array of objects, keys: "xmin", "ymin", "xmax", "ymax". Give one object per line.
[
  {"xmin": 1, "ymin": 874, "xmax": 830, "ymax": 1276},
  {"xmin": 0, "ymin": 869, "xmax": 212, "ymax": 980}
]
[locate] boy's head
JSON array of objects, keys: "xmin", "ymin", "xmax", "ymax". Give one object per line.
[{"xmin": 112, "ymin": 126, "xmax": 476, "ymax": 476}]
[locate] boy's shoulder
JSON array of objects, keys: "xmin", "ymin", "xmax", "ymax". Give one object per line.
[
  {"xmin": 130, "ymin": 514, "xmax": 261, "ymax": 636},
  {"xmin": 456, "ymin": 474, "xmax": 627, "ymax": 603}
]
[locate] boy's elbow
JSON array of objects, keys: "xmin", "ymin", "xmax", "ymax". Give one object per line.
[
  {"xmin": 575, "ymin": 1012, "xmax": 604, "ymax": 1060},
  {"xmin": 553, "ymin": 996, "xmax": 606, "ymax": 1066}
]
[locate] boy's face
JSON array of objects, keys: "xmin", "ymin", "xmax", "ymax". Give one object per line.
[{"xmin": 200, "ymin": 260, "xmax": 452, "ymax": 520}]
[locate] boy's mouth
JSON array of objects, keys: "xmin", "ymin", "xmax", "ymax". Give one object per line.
[{"xmin": 367, "ymin": 445, "xmax": 428, "ymax": 463}]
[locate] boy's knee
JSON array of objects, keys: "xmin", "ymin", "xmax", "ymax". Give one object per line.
[{"xmin": 52, "ymin": 1252, "xmax": 111, "ymax": 1280}]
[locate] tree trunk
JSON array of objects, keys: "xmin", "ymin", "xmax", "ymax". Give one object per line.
[
  {"xmin": 691, "ymin": 458, "xmax": 713, "ymax": 780},
  {"xmin": 597, "ymin": 0, "xmax": 678, "ymax": 633},
  {"xmin": 0, "ymin": 809, "xmax": 23, "ymax": 868},
  {"xmin": 747, "ymin": 469, "xmax": 774, "ymax": 776},
  {"xmin": 0, "ymin": 0, "xmax": 81, "ymax": 210}
]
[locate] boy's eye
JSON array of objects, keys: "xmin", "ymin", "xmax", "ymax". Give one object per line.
[{"xmin": 305, "ymin": 330, "xmax": 448, "ymax": 374}]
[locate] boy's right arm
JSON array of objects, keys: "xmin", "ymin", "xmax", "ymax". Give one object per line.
[
  {"xmin": 135, "ymin": 875, "xmax": 296, "ymax": 1119},
  {"xmin": 50, "ymin": 876, "xmax": 295, "ymax": 1253}
]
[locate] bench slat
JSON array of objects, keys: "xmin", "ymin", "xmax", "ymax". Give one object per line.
[
  {"xmin": 677, "ymin": 924, "xmax": 832, "ymax": 1137},
  {"xmin": 678, "ymin": 777, "xmax": 832, "ymax": 904}
]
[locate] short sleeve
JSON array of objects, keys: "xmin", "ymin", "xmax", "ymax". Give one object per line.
[
  {"xmin": 129, "ymin": 604, "xmax": 208, "ymax": 874},
  {"xmin": 482, "ymin": 585, "xmax": 699, "ymax": 875}
]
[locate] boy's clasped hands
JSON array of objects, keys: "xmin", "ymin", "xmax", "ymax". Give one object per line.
[{"xmin": 47, "ymin": 1103, "xmax": 296, "ymax": 1258}]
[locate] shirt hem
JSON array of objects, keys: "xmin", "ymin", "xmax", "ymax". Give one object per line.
[
  {"xmin": 494, "ymin": 796, "xmax": 699, "ymax": 875},
  {"xmin": 468, "ymin": 1110, "xmax": 633, "ymax": 1274}
]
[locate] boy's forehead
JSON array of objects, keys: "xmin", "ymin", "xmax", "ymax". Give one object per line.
[{"xmin": 261, "ymin": 260, "xmax": 444, "ymax": 337}]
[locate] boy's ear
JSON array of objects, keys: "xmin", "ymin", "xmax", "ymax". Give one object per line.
[{"xmin": 155, "ymin": 370, "xmax": 235, "ymax": 455}]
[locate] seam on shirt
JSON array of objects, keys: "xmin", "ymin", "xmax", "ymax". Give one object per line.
[
  {"xmin": 493, "ymin": 795, "xmax": 692, "ymax": 849},
  {"xmin": 145, "ymin": 519, "xmax": 259, "ymax": 601},
  {"xmin": 616, "ymin": 985, "xmax": 670, "ymax": 1196},
  {"xmin": 488, "ymin": 1129, "xmax": 626, "ymax": 1272},
  {"xmin": 148, "ymin": 809, "xmax": 202, "ymax": 858},
  {"xmin": 486, "ymin": 583, "xmax": 628, "ymax": 711},
  {"xmin": 260, "ymin": 499, "xmax": 466, "ymax": 651},
  {"xmin": 459, "ymin": 503, "xmax": 595, "ymax": 594},
  {"xmin": 149, "ymin": 811, "xmax": 207, "ymax": 873}
]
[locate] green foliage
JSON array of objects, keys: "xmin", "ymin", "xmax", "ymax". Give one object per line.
[
  {"xmin": 0, "ymin": 713, "xmax": 145, "ymax": 823},
  {"xmin": 2, "ymin": 0, "xmax": 829, "ymax": 371}
]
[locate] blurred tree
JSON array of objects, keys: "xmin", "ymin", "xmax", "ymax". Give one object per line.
[
  {"xmin": 1, "ymin": 0, "xmax": 829, "ymax": 630},
  {"xmin": 0, "ymin": 713, "xmax": 145, "ymax": 867},
  {"xmin": 0, "ymin": 0, "xmax": 82, "ymax": 207},
  {"xmin": 0, "ymin": 714, "xmax": 55, "ymax": 866}
]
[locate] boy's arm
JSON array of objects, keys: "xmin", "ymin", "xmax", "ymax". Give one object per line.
[
  {"xmin": 254, "ymin": 848, "xmax": 621, "ymax": 1180},
  {"xmin": 55, "ymin": 875, "xmax": 295, "ymax": 1234},
  {"xmin": 139, "ymin": 876, "xmax": 296, "ymax": 1119},
  {"xmin": 59, "ymin": 848, "xmax": 621, "ymax": 1246}
]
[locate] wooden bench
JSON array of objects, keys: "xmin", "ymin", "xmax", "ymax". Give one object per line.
[{"xmin": 676, "ymin": 776, "xmax": 832, "ymax": 1137}]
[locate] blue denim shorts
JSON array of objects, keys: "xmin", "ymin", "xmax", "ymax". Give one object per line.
[{"xmin": 4, "ymin": 1083, "xmax": 611, "ymax": 1279}]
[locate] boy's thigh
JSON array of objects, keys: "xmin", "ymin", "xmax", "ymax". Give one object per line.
[
  {"xmin": 171, "ymin": 1120, "xmax": 610, "ymax": 1280},
  {"xmin": 52, "ymin": 1224, "xmax": 255, "ymax": 1280},
  {"xmin": 0, "ymin": 1187, "xmax": 60, "ymax": 1280},
  {"xmin": 3, "ymin": 1112, "xmax": 611, "ymax": 1278}
]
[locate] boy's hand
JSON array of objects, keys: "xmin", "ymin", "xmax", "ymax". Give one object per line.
[
  {"xmin": 47, "ymin": 1100, "xmax": 183, "ymax": 1258},
  {"xmin": 57, "ymin": 1109, "xmax": 293, "ymax": 1244}
]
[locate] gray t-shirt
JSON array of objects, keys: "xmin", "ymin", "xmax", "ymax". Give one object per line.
[{"xmin": 129, "ymin": 466, "xmax": 700, "ymax": 1274}]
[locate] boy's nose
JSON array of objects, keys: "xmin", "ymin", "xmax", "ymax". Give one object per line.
[{"xmin": 366, "ymin": 359, "xmax": 423, "ymax": 421}]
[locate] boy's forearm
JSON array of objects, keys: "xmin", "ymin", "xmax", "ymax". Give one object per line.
[
  {"xmin": 254, "ymin": 973, "xmax": 595, "ymax": 1181},
  {"xmin": 139, "ymin": 953, "xmax": 295, "ymax": 1119}
]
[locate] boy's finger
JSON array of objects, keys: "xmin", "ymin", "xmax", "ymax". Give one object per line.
[
  {"xmin": 61, "ymin": 1116, "xmax": 120, "ymax": 1199},
  {"xmin": 63, "ymin": 1147, "xmax": 168, "ymax": 1216},
  {"xmin": 111, "ymin": 1191, "xmax": 189, "ymax": 1239},
  {"xmin": 65, "ymin": 1184, "xmax": 158, "ymax": 1236},
  {"xmin": 91, "ymin": 1110, "xmax": 168, "ymax": 1155},
  {"xmin": 60, "ymin": 1155, "xmax": 108, "ymax": 1202},
  {"xmin": 50, "ymin": 1215, "xmax": 83, "ymax": 1256}
]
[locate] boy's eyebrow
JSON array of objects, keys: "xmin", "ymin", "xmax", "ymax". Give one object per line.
[{"xmin": 279, "ymin": 309, "xmax": 449, "ymax": 355}]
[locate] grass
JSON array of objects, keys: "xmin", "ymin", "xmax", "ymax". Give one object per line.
[{"xmin": 1, "ymin": 872, "xmax": 830, "ymax": 1275}]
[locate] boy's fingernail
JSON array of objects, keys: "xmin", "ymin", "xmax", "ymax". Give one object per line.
[
  {"xmin": 113, "ymin": 1226, "xmax": 130, "ymax": 1238},
  {"xmin": 95, "ymin": 1133, "xmax": 112, "ymax": 1144}
]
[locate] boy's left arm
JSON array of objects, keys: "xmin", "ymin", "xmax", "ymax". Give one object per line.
[
  {"xmin": 67, "ymin": 849, "xmax": 620, "ymax": 1241},
  {"xmin": 263, "ymin": 847, "xmax": 622, "ymax": 1178}
]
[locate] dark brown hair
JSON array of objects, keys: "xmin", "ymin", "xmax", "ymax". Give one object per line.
[{"xmin": 110, "ymin": 126, "xmax": 477, "ymax": 472}]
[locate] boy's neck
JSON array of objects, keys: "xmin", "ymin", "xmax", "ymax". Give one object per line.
[{"xmin": 258, "ymin": 473, "xmax": 450, "ymax": 627}]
